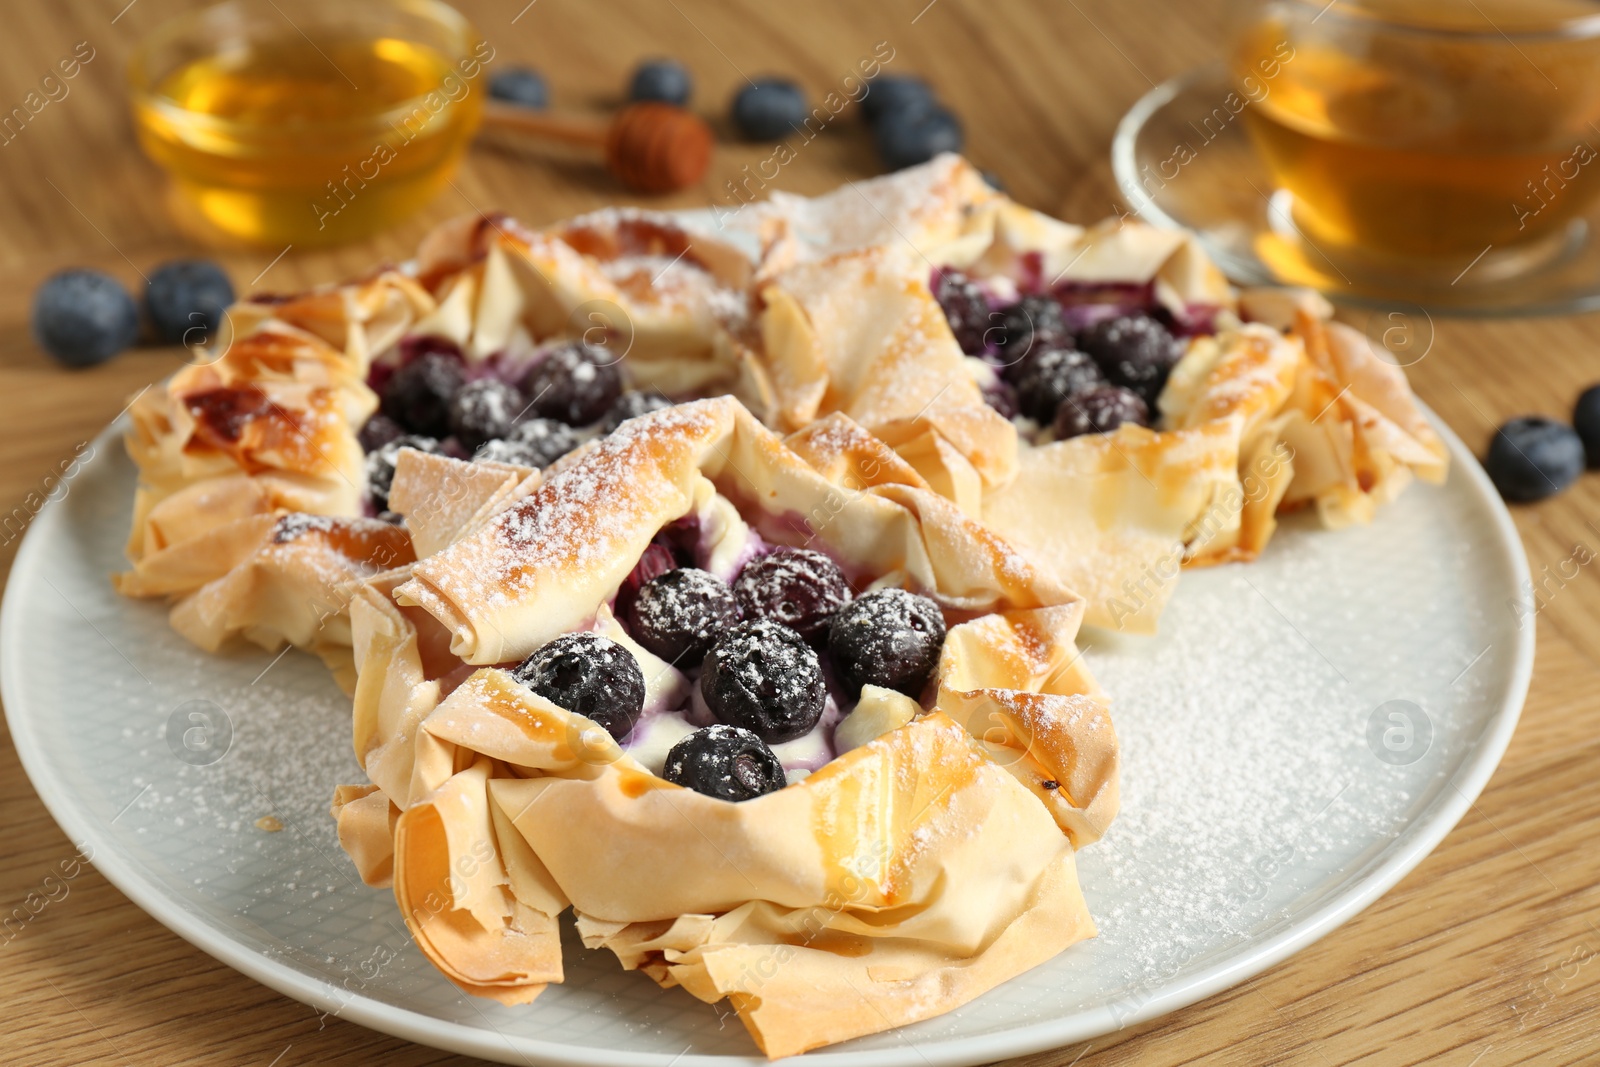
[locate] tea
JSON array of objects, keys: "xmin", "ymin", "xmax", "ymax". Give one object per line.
[
  {"xmin": 1234, "ymin": 0, "xmax": 1600, "ymax": 260},
  {"xmin": 133, "ymin": 31, "xmax": 485, "ymax": 244}
]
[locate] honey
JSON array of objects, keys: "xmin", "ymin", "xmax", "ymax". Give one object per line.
[
  {"xmin": 1234, "ymin": 0, "xmax": 1600, "ymax": 260},
  {"xmin": 132, "ymin": 19, "xmax": 487, "ymax": 246}
]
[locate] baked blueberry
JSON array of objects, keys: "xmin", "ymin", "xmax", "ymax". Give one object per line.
[
  {"xmin": 511, "ymin": 632, "xmax": 646, "ymax": 741},
  {"xmin": 934, "ymin": 269, "xmax": 992, "ymax": 355},
  {"xmin": 146, "ymin": 260, "xmax": 235, "ymax": 345},
  {"xmin": 701, "ymin": 620, "xmax": 826, "ymax": 744},
  {"xmin": 629, "ymin": 58, "xmax": 692, "ymax": 106},
  {"xmin": 1079, "ymin": 313, "xmax": 1180, "ymax": 405},
  {"xmin": 1010, "ymin": 347, "xmax": 1106, "ymax": 423},
  {"xmin": 473, "ymin": 438, "xmax": 547, "ymax": 467},
  {"xmin": 732, "ymin": 78, "xmax": 807, "ymax": 140},
  {"xmin": 627, "ymin": 567, "xmax": 741, "ymax": 667},
  {"xmin": 365, "ymin": 434, "xmax": 438, "ymax": 510},
  {"xmin": 357, "ymin": 413, "xmax": 406, "ymax": 453},
  {"xmin": 663, "ymin": 724, "xmax": 786, "ymax": 801},
  {"xmin": 860, "ymin": 74, "xmax": 934, "ymax": 125},
  {"xmin": 827, "ymin": 588, "xmax": 945, "ymax": 699},
  {"xmin": 981, "ymin": 377, "xmax": 1020, "ymax": 420},
  {"xmin": 1484, "ymin": 416, "xmax": 1585, "ymax": 503},
  {"xmin": 994, "ymin": 296, "xmax": 1071, "ymax": 370},
  {"xmin": 1573, "ymin": 384, "xmax": 1600, "ymax": 468},
  {"xmin": 1052, "ymin": 385, "xmax": 1150, "ymax": 439},
  {"xmin": 876, "ymin": 104, "xmax": 962, "ymax": 171},
  {"xmin": 733, "ymin": 547, "xmax": 853, "ymax": 644},
  {"xmin": 489, "ymin": 67, "xmax": 548, "ymax": 109},
  {"xmin": 507, "ymin": 416, "xmax": 581, "ymax": 467},
  {"xmin": 447, "ymin": 378, "xmax": 524, "ymax": 452},
  {"xmin": 397, "ymin": 334, "xmax": 466, "ymax": 364},
  {"xmin": 381, "ymin": 352, "xmax": 464, "ymax": 437},
  {"xmin": 615, "ymin": 542, "xmax": 681, "ymax": 622},
  {"xmin": 521, "ymin": 342, "xmax": 624, "ymax": 426},
  {"xmin": 602, "ymin": 390, "xmax": 673, "ymax": 432},
  {"xmin": 32, "ymin": 269, "xmax": 140, "ymax": 367}
]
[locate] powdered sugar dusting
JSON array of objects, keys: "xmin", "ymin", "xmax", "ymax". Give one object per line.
[
  {"xmin": 552, "ymin": 207, "xmax": 752, "ymax": 330},
  {"xmin": 1075, "ymin": 551, "xmax": 1434, "ymax": 1001},
  {"xmin": 414, "ymin": 401, "xmax": 725, "ymax": 614},
  {"xmin": 272, "ymin": 513, "xmax": 338, "ymax": 542}
]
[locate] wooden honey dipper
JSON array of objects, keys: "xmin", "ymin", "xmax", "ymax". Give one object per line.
[{"xmin": 481, "ymin": 101, "xmax": 713, "ymax": 194}]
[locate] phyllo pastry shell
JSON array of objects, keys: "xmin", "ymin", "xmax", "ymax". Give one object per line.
[
  {"xmin": 118, "ymin": 511, "xmax": 414, "ymax": 691},
  {"xmin": 332, "ymin": 395, "xmax": 1118, "ymax": 1057},
  {"xmin": 405, "ymin": 208, "xmax": 758, "ymax": 399},
  {"xmin": 123, "ymin": 320, "xmax": 377, "ymax": 561},
  {"xmin": 394, "ymin": 396, "xmax": 1064, "ymax": 665},
  {"xmin": 117, "ymin": 208, "xmax": 761, "ymax": 657},
  {"xmin": 752, "ymin": 154, "xmax": 1448, "ymax": 631}
]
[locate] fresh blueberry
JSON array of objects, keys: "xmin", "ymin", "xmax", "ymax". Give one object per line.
[
  {"xmin": 31, "ymin": 269, "xmax": 140, "ymax": 367},
  {"xmin": 1053, "ymin": 385, "xmax": 1150, "ymax": 439},
  {"xmin": 1573, "ymin": 384, "xmax": 1600, "ymax": 468},
  {"xmin": 1079, "ymin": 313, "xmax": 1180, "ymax": 406},
  {"xmin": 145, "ymin": 260, "xmax": 235, "ymax": 346},
  {"xmin": 1484, "ymin": 416, "xmax": 1585, "ymax": 503},
  {"xmin": 933, "ymin": 269, "xmax": 993, "ymax": 355},
  {"xmin": 357, "ymin": 413, "xmax": 406, "ymax": 453},
  {"xmin": 447, "ymin": 378, "xmax": 524, "ymax": 452},
  {"xmin": 629, "ymin": 58, "xmax": 692, "ymax": 106},
  {"xmin": 980, "ymin": 170, "xmax": 1006, "ymax": 193},
  {"xmin": 489, "ymin": 67, "xmax": 548, "ymax": 109},
  {"xmin": 995, "ymin": 296, "xmax": 1072, "ymax": 371},
  {"xmin": 1010, "ymin": 347, "xmax": 1107, "ymax": 424},
  {"xmin": 860, "ymin": 74, "xmax": 934, "ymax": 125},
  {"xmin": 700, "ymin": 619, "xmax": 826, "ymax": 744},
  {"xmin": 364, "ymin": 434, "xmax": 439, "ymax": 510},
  {"xmin": 731, "ymin": 77, "xmax": 808, "ymax": 141},
  {"xmin": 521, "ymin": 342, "xmax": 624, "ymax": 426},
  {"xmin": 876, "ymin": 104, "xmax": 962, "ymax": 171},
  {"xmin": 626, "ymin": 567, "xmax": 741, "ymax": 667},
  {"xmin": 827, "ymin": 588, "xmax": 946, "ymax": 699},
  {"xmin": 507, "ymin": 417, "xmax": 582, "ymax": 468},
  {"xmin": 381, "ymin": 352, "xmax": 464, "ymax": 437},
  {"xmin": 511, "ymin": 632, "xmax": 646, "ymax": 741},
  {"xmin": 602, "ymin": 390, "xmax": 674, "ymax": 432},
  {"xmin": 663, "ymin": 724, "xmax": 786, "ymax": 801},
  {"xmin": 733, "ymin": 547, "xmax": 854, "ymax": 645}
]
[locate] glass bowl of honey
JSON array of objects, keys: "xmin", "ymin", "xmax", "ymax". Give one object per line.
[
  {"xmin": 129, "ymin": 0, "xmax": 487, "ymax": 246},
  {"xmin": 1113, "ymin": 0, "xmax": 1600, "ymax": 315}
]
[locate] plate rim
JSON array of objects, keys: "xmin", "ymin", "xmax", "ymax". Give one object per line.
[{"xmin": 1, "ymin": 402, "xmax": 1534, "ymax": 1067}]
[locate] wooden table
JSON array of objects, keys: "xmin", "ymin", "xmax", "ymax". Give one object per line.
[{"xmin": 2, "ymin": 1, "xmax": 1597, "ymax": 1064}]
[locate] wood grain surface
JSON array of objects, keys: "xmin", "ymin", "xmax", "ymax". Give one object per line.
[{"xmin": 2, "ymin": 1, "xmax": 1598, "ymax": 1065}]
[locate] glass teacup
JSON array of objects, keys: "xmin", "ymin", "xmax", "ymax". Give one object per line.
[{"xmin": 1232, "ymin": 0, "xmax": 1600, "ymax": 271}]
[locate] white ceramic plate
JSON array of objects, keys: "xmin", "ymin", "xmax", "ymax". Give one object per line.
[{"xmin": 3, "ymin": 406, "xmax": 1531, "ymax": 1066}]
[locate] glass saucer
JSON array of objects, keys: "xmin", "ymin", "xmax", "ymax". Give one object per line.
[{"xmin": 1111, "ymin": 64, "xmax": 1600, "ymax": 317}]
